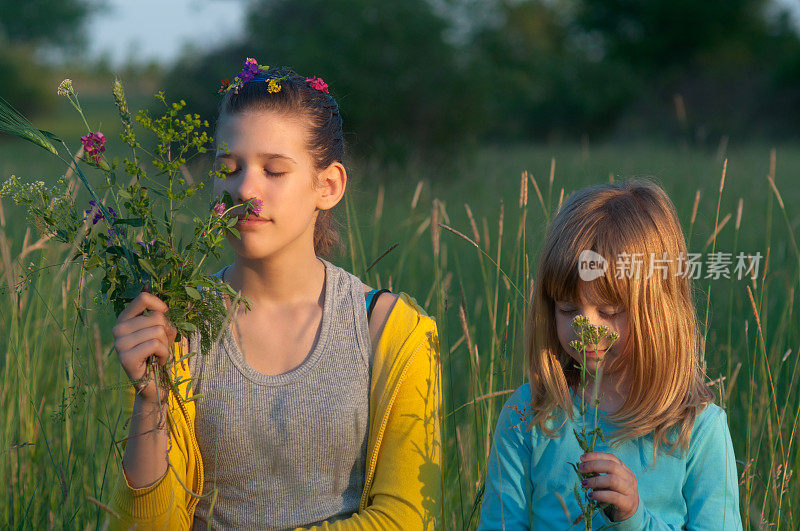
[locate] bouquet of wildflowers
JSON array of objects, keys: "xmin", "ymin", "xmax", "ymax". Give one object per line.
[
  {"xmin": 568, "ymin": 315, "xmax": 620, "ymax": 529},
  {"xmin": 0, "ymin": 78, "xmax": 253, "ymax": 399}
]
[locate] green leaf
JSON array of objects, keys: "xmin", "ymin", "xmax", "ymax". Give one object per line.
[
  {"xmin": 138, "ymin": 258, "xmax": 157, "ymax": 278},
  {"xmin": 175, "ymin": 321, "xmax": 197, "ymax": 332},
  {"xmin": 104, "ymin": 245, "xmax": 127, "ymax": 257},
  {"xmin": 177, "ymin": 351, "xmax": 198, "ymax": 364},
  {"xmin": 38, "ymin": 129, "xmax": 62, "ymax": 142},
  {"xmin": 228, "ymin": 227, "xmax": 240, "ymax": 239},
  {"xmin": 117, "ymin": 189, "xmax": 132, "ymax": 200},
  {"xmin": 185, "ymin": 286, "xmax": 201, "ymax": 300},
  {"xmin": 113, "ymin": 217, "xmax": 144, "ymax": 227},
  {"xmin": 84, "ymin": 255, "xmax": 103, "ymax": 269},
  {"xmin": 121, "ymin": 282, "xmax": 143, "ymax": 299}
]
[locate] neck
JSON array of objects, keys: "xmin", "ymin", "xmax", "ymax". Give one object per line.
[
  {"xmin": 579, "ymin": 370, "xmax": 629, "ymax": 413},
  {"xmin": 226, "ymin": 247, "xmax": 325, "ymax": 305}
]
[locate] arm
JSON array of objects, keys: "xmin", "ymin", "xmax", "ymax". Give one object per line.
[
  {"xmin": 595, "ymin": 406, "xmax": 742, "ymax": 531},
  {"xmin": 300, "ymin": 320, "xmax": 443, "ymax": 530},
  {"xmin": 107, "ymin": 382, "xmax": 193, "ymax": 529},
  {"xmin": 477, "ymin": 388, "xmax": 533, "ymax": 531},
  {"xmin": 107, "ymin": 333, "xmax": 194, "ymax": 530},
  {"xmin": 683, "ymin": 407, "xmax": 742, "ymax": 531}
]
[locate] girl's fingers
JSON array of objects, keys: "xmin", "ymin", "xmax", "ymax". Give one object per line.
[
  {"xmin": 581, "ymin": 452, "xmax": 621, "ymax": 464},
  {"xmin": 588, "ymin": 489, "xmax": 629, "ymax": 509},
  {"xmin": 113, "ymin": 312, "xmax": 172, "ymax": 340},
  {"xmin": 582, "ymin": 473, "xmax": 630, "ymax": 494},
  {"xmin": 124, "ymin": 339, "xmax": 172, "ymax": 370},
  {"xmin": 117, "ymin": 292, "xmax": 169, "ymax": 322},
  {"xmin": 578, "ymin": 458, "xmax": 623, "ymax": 476},
  {"xmin": 115, "ymin": 325, "xmax": 173, "ymax": 354}
]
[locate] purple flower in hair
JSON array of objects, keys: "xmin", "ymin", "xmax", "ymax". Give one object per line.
[{"xmin": 239, "ymin": 57, "xmax": 260, "ymax": 83}]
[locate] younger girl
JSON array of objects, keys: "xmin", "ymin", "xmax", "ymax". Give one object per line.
[
  {"xmin": 479, "ymin": 180, "xmax": 741, "ymax": 529},
  {"xmin": 106, "ymin": 61, "xmax": 441, "ymax": 529}
]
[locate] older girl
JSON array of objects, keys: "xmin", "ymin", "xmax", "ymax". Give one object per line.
[{"xmin": 108, "ymin": 61, "xmax": 441, "ymax": 529}]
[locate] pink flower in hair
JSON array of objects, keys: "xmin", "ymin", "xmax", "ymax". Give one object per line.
[{"xmin": 305, "ymin": 77, "xmax": 329, "ymax": 93}]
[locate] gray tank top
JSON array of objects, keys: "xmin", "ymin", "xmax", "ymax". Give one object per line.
[{"xmin": 189, "ymin": 259, "xmax": 371, "ymax": 529}]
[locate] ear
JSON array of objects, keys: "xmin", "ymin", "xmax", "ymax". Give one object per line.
[{"xmin": 315, "ymin": 161, "xmax": 347, "ymax": 211}]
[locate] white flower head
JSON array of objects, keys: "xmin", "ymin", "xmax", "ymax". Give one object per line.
[{"xmin": 57, "ymin": 79, "xmax": 74, "ymax": 97}]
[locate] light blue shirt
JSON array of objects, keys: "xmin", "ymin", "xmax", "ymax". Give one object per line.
[{"xmin": 478, "ymin": 384, "xmax": 742, "ymax": 530}]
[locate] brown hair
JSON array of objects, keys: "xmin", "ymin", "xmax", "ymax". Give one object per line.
[
  {"xmin": 216, "ymin": 66, "xmax": 343, "ymax": 256},
  {"xmin": 526, "ymin": 179, "xmax": 714, "ymax": 457}
]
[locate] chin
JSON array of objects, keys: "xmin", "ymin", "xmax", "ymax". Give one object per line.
[{"xmin": 227, "ymin": 237, "xmax": 279, "ymax": 260}]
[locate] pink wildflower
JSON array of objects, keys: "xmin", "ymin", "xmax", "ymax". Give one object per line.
[
  {"xmin": 305, "ymin": 77, "xmax": 329, "ymax": 93},
  {"xmin": 80, "ymin": 131, "xmax": 107, "ymax": 164},
  {"xmin": 213, "ymin": 202, "xmax": 226, "ymax": 215},
  {"xmin": 249, "ymin": 198, "xmax": 263, "ymax": 216}
]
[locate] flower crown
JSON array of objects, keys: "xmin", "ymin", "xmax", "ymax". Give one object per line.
[{"xmin": 218, "ymin": 58, "xmax": 330, "ymax": 95}]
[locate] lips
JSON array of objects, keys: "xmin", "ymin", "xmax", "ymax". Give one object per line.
[
  {"xmin": 583, "ymin": 349, "xmax": 607, "ymax": 357},
  {"xmin": 235, "ymin": 215, "xmax": 269, "ymax": 227}
]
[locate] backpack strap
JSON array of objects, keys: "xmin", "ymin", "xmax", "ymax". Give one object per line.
[{"xmin": 365, "ymin": 288, "xmax": 392, "ymax": 322}]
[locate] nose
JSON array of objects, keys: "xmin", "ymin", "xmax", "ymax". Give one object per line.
[
  {"xmin": 576, "ymin": 306, "xmax": 620, "ymax": 344},
  {"xmin": 233, "ymin": 164, "xmax": 262, "ymax": 204}
]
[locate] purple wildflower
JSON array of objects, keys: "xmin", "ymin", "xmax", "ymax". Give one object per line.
[
  {"xmin": 212, "ymin": 202, "xmax": 226, "ymax": 215},
  {"xmin": 108, "ymin": 226, "xmax": 126, "ymax": 239},
  {"xmin": 238, "ymin": 57, "xmax": 260, "ymax": 83},
  {"xmin": 84, "ymin": 200, "xmax": 103, "ymax": 224},
  {"xmin": 84, "ymin": 200, "xmax": 118, "ymax": 225}
]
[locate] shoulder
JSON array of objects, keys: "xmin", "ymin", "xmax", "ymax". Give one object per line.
[
  {"xmin": 361, "ymin": 282, "xmax": 400, "ymax": 320},
  {"xmin": 381, "ymin": 292, "xmax": 437, "ymax": 343},
  {"xmin": 370, "ymin": 292, "xmax": 439, "ymax": 387},
  {"xmin": 691, "ymin": 403, "xmax": 728, "ymax": 438},
  {"xmin": 505, "ymin": 383, "xmax": 532, "ymax": 410},
  {"xmin": 490, "ymin": 384, "xmax": 535, "ymax": 452},
  {"xmin": 686, "ymin": 402, "xmax": 732, "ymax": 458},
  {"xmin": 497, "ymin": 384, "xmax": 533, "ymax": 430}
]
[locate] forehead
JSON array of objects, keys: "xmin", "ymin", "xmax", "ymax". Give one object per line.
[
  {"xmin": 548, "ymin": 264, "xmax": 626, "ymax": 307},
  {"xmin": 215, "ymin": 110, "xmax": 309, "ymax": 159},
  {"xmin": 554, "ymin": 281, "xmax": 611, "ymax": 304}
]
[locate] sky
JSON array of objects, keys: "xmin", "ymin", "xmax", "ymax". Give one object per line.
[
  {"xmin": 84, "ymin": 0, "xmax": 247, "ymax": 67},
  {"xmin": 85, "ymin": 0, "xmax": 800, "ymax": 68}
]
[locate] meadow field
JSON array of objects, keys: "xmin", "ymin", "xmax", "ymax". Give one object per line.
[{"xmin": 1, "ymin": 85, "xmax": 799, "ymax": 529}]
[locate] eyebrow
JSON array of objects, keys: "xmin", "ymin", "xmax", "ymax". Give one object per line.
[{"xmin": 215, "ymin": 152, "xmax": 297, "ymax": 164}]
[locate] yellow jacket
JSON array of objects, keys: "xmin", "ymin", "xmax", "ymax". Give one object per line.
[{"xmin": 107, "ymin": 293, "xmax": 442, "ymax": 530}]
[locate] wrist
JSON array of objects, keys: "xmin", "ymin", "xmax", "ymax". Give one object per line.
[
  {"xmin": 131, "ymin": 380, "xmax": 169, "ymax": 405},
  {"xmin": 606, "ymin": 501, "xmax": 644, "ymax": 530},
  {"xmin": 129, "ymin": 368, "xmax": 170, "ymax": 404}
]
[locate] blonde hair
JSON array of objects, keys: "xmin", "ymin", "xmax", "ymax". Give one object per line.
[{"xmin": 526, "ymin": 179, "xmax": 713, "ymax": 456}]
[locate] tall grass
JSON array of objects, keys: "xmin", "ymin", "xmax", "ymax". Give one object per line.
[{"xmin": 0, "ymin": 141, "xmax": 799, "ymax": 528}]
